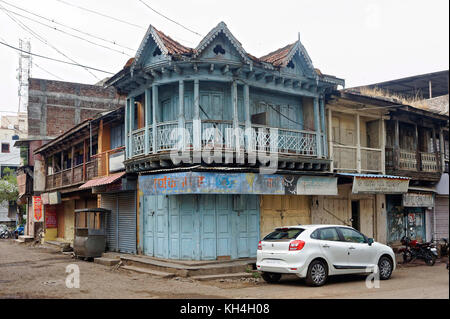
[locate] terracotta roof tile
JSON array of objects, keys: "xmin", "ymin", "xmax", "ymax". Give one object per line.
[
  {"xmin": 154, "ymin": 29, "xmax": 193, "ymax": 56},
  {"xmin": 259, "ymin": 43, "xmax": 295, "ymax": 67},
  {"xmin": 79, "ymin": 172, "xmax": 125, "ymax": 189}
]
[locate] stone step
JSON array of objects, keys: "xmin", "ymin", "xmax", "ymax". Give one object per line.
[
  {"xmin": 14, "ymin": 238, "xmax": 25, "ymax": 244},
  {"xmin": 102, "ymin": 252, "xmax": 121, "ymax": 259},
  {"xmin": 120, "ymin": 255, "xmax": 253, "ymax": 277},
  {"xmin": 121, "ymin": 265, "xmax": 176, "ymax": 278},
  {"xmin": 190, "ymin": 272, "xmax": 254, "ymax": 281},
  {"xmin": 18, "ymin": 235, "xmax": 34, "ymax": 243},
  {"xmin": 94, "ymin": 257, "xmax": 120, "ymax": 266}
]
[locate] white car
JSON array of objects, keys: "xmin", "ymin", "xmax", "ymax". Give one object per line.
[{"xmin": 256, "ymin": 225, "xmax": 396, "ymax": 286}]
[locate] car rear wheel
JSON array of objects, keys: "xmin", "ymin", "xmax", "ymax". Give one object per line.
[
  {"xmin": 261, "ymin": 272, "xmax": 282, "ymax": 283},
  {"xmin": 378, "ymin": 256, "xmax": 393, "ymax": 280},
  {"xmin": 306, "ymin": 260, "xmax": 328, "ymax": 287}
]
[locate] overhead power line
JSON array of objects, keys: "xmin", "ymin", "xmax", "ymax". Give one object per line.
[
  {"xmin": 0, "ymin": 0, "xmax": 135, "ymax": 52},
  {"xmin": 1, "ymin": 6, "xmax": 132, "ymax": 57},
  {"xmin": 0, "ymin": 4, "xmax": 100, "ymax": 80},
  {"xmin": 33, "ymin": 62, "xmax": 64, "ymax": 81},
  {"xmin": 0, "ymin": 40, "xmax": 114, "ymax": 74},
  {"xmin": 55, "ymin": 0, "xmax": 145, "ymax": 30},
  {"xmin": 137, "ymin": 0, "xmax": 203, "ymax": 37}
]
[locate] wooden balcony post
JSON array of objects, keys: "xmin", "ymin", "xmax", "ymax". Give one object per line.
[
  {"xmin": 356, "ymin": 113, "xmax": 361, "ymax": 173},
  {"xmin": 193, "ymin": 79, "xmax": 201, "ymax": 157},
  {"xmin": 129, "ymin": 96, "xmax": 135, "ymax": 157},
  {"xmin": 144, "ymin": 88, "xmax": 151, "ymax": 155},
  {"xmin": 415, "ymin": 124, "xmax": 421, "ymax": 171},
  {"xmin": 328, "ymin": 108, "xmax": 334, "ymax": 172},
  {"xmin": 394, "ymin": 120, "xmax": 400, "ymax": 170},
  {"xmin": 52, "ymin": 154, "xmax": 55, "ymax": 188},
  {"xmin": 152, "ymin": 84, "xmax": 159, "ymax": 154},
  {"xmin": 178, "ymin": 80, "xmax": 185, "ymax": 150},
  {"xmin": 320, "ymin": 96, "xmax": 327, "ymax": 158},
  {"xmin": 70, "ymin": 146, "xmax": 74, "ymax": 184},
  {"xmin": 380, "ymin": 118, "xmax": 386, "ymax": 175},
  {"xmin": 125, "ymin": 98, "xmax": 129, "ymax": 159},
  {"xmin": 439, "ymin": 127, "xmax": 445, "ymax": 172},
  {"xmin": 83, "ymin": 139, "xmax": 87, "ymax": 181},
  {"xmin": 432, "ymin": 126, "xmax": 440, "ymax": 172},
  {"xmin": 313, "ymin": 97, "xmax": 322, "ymax": 157},
  {"xmin": 232, "ymin": 80, "xmax": 240, "ymax": 152}
]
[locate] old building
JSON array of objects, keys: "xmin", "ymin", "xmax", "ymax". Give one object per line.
[
  {"xmin": 15, "ymin": 78, "xmax": 124, "ymax": 239},
  {"xmin": 106, "ymin": 22, "xmax": 344, "ymax": 260}
]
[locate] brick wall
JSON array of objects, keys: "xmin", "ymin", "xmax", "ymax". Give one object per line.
[{"xmin": 27, "ymin": 78, "xmax": 125, "ymax": 138}]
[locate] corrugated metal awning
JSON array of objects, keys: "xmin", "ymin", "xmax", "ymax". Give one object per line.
[
  {"xmin": 338, "ymin": 173, "xmax": 410, "ymax": 180},
  {"xmin": 79, "ymin": 172, "xmax": 126, "ymax": 189}
]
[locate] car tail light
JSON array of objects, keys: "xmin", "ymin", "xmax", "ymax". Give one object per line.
[
  {"xmin": 257, "ymin": 241, "xmax": 262, "ymax": 250},
  {"xmin": 289, "ymin": 240, "xmax": 305, "ymax": 251}
]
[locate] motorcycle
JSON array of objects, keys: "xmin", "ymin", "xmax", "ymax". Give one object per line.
[
  {"xmin": 0, "ymin": 225, "xmax": 13, "ymax": 239},
  {"xmin": 400, "ymin": 236, "xmax": 438, "ymax": 266}
]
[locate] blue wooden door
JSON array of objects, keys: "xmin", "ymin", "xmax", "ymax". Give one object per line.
[
  {"xmin": 216, "ymin": 195, "xmax": 232, "ymax": 258},
  {"xmin": 143, "ymin": 196, "xmax": 155, "ymax": 256},
  {"xmin": 237, "ymin": 195, "xmax": 260, "ymax": 258},
  {"xmin": 154, "ymin": 195, "xmax": 169, "ymax": 259},
  {"xmin": 168, "ymin": 196, "xmax": 180, "ymax": 259},
  {"xmin": 200, "ymin": 195, "xmax": 217, "ymax": 260},
  {"xmin": 180, "ymin": 195, "xmax": 197, "ymax": 259}
]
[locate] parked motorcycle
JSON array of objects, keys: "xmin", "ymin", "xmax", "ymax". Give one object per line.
[
  {"xmin": 0, "ymin": 225, "xmax": 13, "ymax": 239},
  {"xmin": 400, "ymin": 236, "xmax": 438, "ymax": 266}
]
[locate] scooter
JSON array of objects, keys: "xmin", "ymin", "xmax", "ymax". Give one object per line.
[
  {"xmin": 400, "ymin": 236, "xmax": 438, "ymax": 266},
  {"xmin": 0, "ymin": 225, "xmax": 13, "ymax": 239}
]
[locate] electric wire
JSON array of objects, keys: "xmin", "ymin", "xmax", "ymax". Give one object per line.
[
  {"xmin": 0, "ymin": 5, "xmax": 100, "ymax": 79},
  {"xmin": 0, "ymin": 40, "xmax": 114, "ymax": 74},
  {"xmin": 1, "ymin": 6, "xmax": 132, "ymax": 57},
  {"xmin": 0, "ymin": 0, "xmax": 135, "ymax": 52}
]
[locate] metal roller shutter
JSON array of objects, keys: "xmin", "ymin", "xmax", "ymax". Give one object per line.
[
  {"xmin": 435, "ymin": 196, "xmax": 449, "ymax": 240},
  {"xmin": 101, "ymin": 194, "xmax": 118, "ymax": 252},
  {"xmin": 118, "ymin": 192, "xmax": 137, "ymax": 254}
]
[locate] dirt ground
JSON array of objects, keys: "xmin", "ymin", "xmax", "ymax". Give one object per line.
[{"xmin": 0, "ymin": 239, "xmax": 448, "ymax": 299}]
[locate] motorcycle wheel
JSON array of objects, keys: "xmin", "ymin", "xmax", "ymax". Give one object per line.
[
  {"xmin": 425, "ymin": 252, "xmax": 436, "ymax": 266},
  {"xmin": 403, "ymin": 251, "xmax": 412, "ymax": 264}
]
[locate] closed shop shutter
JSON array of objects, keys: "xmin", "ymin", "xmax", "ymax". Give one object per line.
[
  {"xmin": 435, "ymin": 196, "xmax": 449, "ymax": 240},
  {"xmin": 260, "ymin": 195, "xmax": 311, "ymax": 238},
  {"xmin": 118, "ymin": 192, "xmax": 136, "ymax": 254},
  {"xmin": 101, "ymin": 194, "xmax": 118, "ymax": 252}
]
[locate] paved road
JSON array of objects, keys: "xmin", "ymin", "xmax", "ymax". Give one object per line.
[{"xmin": 0, "ymin": 240, "xmax": 448, "ymax": 299}]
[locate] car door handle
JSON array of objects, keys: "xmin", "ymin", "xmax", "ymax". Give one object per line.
[
  {"xmin": 322, "ymin": 244, "xmax": 330, "ymax": 248},
  {"xmin": 349, "ymin": 246, "xmax": 356, "ymax": 250}
]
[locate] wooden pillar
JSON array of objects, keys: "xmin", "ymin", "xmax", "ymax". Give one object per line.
[
  {"xmin": 313, "ymin": 97, "xmax": 322, "ymax": 157},
  {"xmin": 193, "ymin": 79, "xmax": 201, "ymax": 154},
  {"xmin": 82, "ymin": 140, "xmax": 87, "ymax": 181},
  {"xmin": 394, "ymin": 120, "xmax": 400, "ymax": 170},
  {"xmin": 144, "ymin": 88, "xmax": 151, "ymax": 155},
  {"xmin": 232, "ymin": 81, "xmax": 239, "ymax": 150},
  {"xmin": 52, "ymin": 154, "xmax": 56, "ymax": 187},
  {"xmin": 125, "ymin": 98, "xmax": 129, "ymax": 159},
  {"xmin": 356, "ymin": 113, "xmax": 361, "ymax": 173},
  {"xmin": 429, "ymin": 80, "xmax": 433, "ymax": 99},
  {"xmin": 380, "ymin": 118, "xmax": 386, "ymax": 175},
  {"xmin": 129, "ymin": 97, "xmax": 135, "ymax": 158},
  {"xmin": 415, "ymin": 124, "xmax": 421, "ymax": 171},
  {"xmin": 244, "ymin": 83, "xmax": 251, "ymax": 152},
  {"xmin": 70, "ymin": 146, "xmax": 74, "ymax": 183},
  {"xmin": 432, "ymin": 127, "xmax": 440, "ymax": 171},
  {"xmin": 178, "ymin": 80, "xmax": 185, "ymax": 150},
  {"xmin": 328, "ymin": 107, "xmax": 334, "ymax": 172},
  {"xmin": 152, "ymin": 84, "xmax": 159, "ymax": 154},
  {"xmin": 320, "ymin": 96, "xmax": 327, "ymax": 157},
  {"xmin": 439, "ymin": 127, "xmax": 445, "ymax": 172}
]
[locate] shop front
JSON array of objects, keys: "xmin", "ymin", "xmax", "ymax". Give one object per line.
[{"xmin": 138, "ymin": 172, "xmax": 337, "ymax": 261}]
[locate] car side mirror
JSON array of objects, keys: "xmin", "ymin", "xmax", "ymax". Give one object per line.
[{"xmin": 368, "ymin": 238, "xmax": 374, "ymax": 246}]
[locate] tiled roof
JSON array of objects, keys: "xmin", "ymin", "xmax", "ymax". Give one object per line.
[
  {"xmin": 259, "ymin": 43, "xmax": 296, "ymax": 66},
  {"xmin": 154, "ymin": 29, "xmax": 193, "ymax": 56},
  {"xmin": 78, "ymin": 172, "xmax": 126, "ymax": 189}
]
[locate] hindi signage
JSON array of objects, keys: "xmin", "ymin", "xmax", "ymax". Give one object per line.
[
  {"xmin": 402, "ymin": 193, "xmax": 434, "ymax": 207},
  {"xmin": 352, "ymin": 176, "xmax": 409, "ymax": 194},
  {"xmin": 139, "ymin": 172, "xmax": 337, "ymax": 196},
  {"xmin": 33, "ymin": 196, "xmax": 43, "ymax": 222},
  {"xmin": 44, "ymin": 205, "xmax": 57, "ymax": 228}
]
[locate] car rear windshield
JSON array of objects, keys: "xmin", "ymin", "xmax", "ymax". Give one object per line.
[{"xmin": 263, "ymin": 228, "xmax": 305, "ymax": 240}]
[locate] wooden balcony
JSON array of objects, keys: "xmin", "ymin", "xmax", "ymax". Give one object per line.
[
  {"xmin": 45, "ymin": 159, "xmax": 98, "ymax": 191},
  {"xmin": 385, "ymin": 147, "xmax": 441, "ymax": 180},
  {"xmin": 333, "ymin": 145, "xmax": 383, "ymax": 173}
]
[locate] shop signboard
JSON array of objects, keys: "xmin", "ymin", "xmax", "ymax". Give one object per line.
[
  {"xmin": 33, "ymin": 196, "xmax": 43, "ymax": 222},
  {"xmin": 139, "ymin": 172, "xmax": 337, "ymax": 196},
  {"xmin": 352, "ymin": 176, "xmax": 409, "ymax": 194},
  {"xmin": 45, "ymin": 205, "xmax": 57, "ymax": 228},
  {"xmin": 403, "ymin": 193, "xmax": 434, "ymax": 208}
]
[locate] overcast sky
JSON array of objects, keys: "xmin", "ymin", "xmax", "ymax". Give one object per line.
[{"xmin": 0, "ymin": 0, "xmax": 448, "ymax": 115}]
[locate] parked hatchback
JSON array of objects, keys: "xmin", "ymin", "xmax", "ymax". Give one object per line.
[{"xmin": 256, "ymin": 225, "xmax": 396, "ymax": 286}]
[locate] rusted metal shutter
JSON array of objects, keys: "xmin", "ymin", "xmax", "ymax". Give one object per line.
[
  {"xmin": 101, "ymin": 194, "xmax": 118, "ymax": 252},
  {"xmin": 118, "ymin": 192, "xmax": 136, "ymax": 254},
  {"xmin": 435, "ymin": 196, "xmax": 449, "ymax": 240}
]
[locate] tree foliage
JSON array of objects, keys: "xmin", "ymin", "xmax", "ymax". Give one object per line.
[{"xmin": 0, "ymin": 167, "xmax": 19, "ymax": 206}]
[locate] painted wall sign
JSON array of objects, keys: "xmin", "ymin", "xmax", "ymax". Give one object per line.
[
  {"xmin": 33, "ymin": 196, "xmax": 43, "ymax": 222},
  {"xmin": 44, "ymin": 205, "xmax": 57, "ymax": 228},
  {"xmin": 139, "ymin": 172, "xmax": 337, "ymax": 196},
  {"xmin": 402, "ymin": 193, "xmax": 434, "ymax": 207},
  {"xmin": 352, "ymin": 177, "xmax": 409, "ymax": 194}
]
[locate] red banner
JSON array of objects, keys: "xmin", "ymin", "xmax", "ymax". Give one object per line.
[
  {"xmin": 44, "ymin": 205, "xmax": 57, "ymax": 228},
  {"xmin": 33, "ymin": 196, "xmax": 43, "ymax": 222}
]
